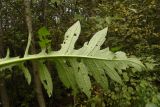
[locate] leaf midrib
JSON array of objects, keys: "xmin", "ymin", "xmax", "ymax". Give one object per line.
[{"xmin": 0, "ymin": 53, "xmax": 143, "ymax": 68}]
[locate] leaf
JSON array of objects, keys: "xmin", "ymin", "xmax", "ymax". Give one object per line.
[
  {"xmin": 70, "ymin": 59, "xmax": 91, "ymax": 98},
  {"xmin": 145, "ymin": 103, "xmax": 157, "ymax": 107},
  {"xmin": 19, "ymin": 63, "xmax": 31, "ymax": 84},
  {"xmin": 111, "ymin": 46, "xmax": 123, "ymax": 52},
  {"xmin": 58, "ymin": 21, "xmax": 81, "ymax": 55},
  {"xmin": 105, "ymin": 16, "xmax": 112, "ymax": 25},
  {"xmin": 84, "ymin": 59, "xmax": 108, "ymax": 91},
  {"xmin": 55, "ymin": 58, "xmax": 78, "ymax": 93},
  {"xmin": 0, "ymin": 21, "xmax": 146, "ymax": 98},
  {"xmin": 38, "ymin": 27, "xmax": 50, "ymax": 37},
  {"xmin": 37, "ymin": 61, "xmax": 53, "ymax": 97},
  {"xmin": 145, "ymin": 62, "xmax": 156, "ymax": 70},
  {"xmin": 37, "ymin": 27, "xmax": 51, "ymax": 50},
  {"xmin": 123, "ymin": 72, "xmax": 129, "ymax": 82}
]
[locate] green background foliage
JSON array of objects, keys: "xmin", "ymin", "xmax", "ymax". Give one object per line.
[{"xmin": 0, "ymin": 0, "xmax": 159, "ymax": 107}]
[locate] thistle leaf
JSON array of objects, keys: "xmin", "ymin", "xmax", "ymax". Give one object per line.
[
  {"xmin": 38, "ymin": 61, "xmax": 53, "ymax": 97},
  {"xmin": 0, "ymin": 21, "xmax": 146, "ymax": 98},
  {"xmin": 19, "ymin": 63, "xmax": 31, "ymax": 84}
]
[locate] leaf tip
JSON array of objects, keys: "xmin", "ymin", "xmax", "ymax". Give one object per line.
[
  {"xmin": 74, "ymin": 20, "xmax": 81, "ymax": 28},
  {"xmin": 76, "ymin": 20, "xmax": 80, "ymax": 24},
  {"xmin": 104, "ymin": 27, "xmax": 108, "ymax": 33}
]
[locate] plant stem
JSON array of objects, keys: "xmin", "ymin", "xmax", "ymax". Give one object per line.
[
  {"xmin": 23, "ymin": 0, "xmax": 46, "ymax": 107},
  {"xmin": 0, "ymin": 1, "xmax": 10, "ymax": 106},
  {"xmin": 0, "ymin": 79, "xmax": 10, "ymax": 107}
]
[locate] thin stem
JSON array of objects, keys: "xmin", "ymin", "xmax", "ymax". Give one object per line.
[
  {"xmin": 73, "ymin": 92, "xmax": 77, "ymax": 107},
  {"xmin": 24, "ymin": 32, "xmax": 32, "ymax": 56},
  {"xmin": 24, "ymin": 0, "xmax": 33, "ymax": 56},
  {"xmin": 23, "ymin": 0, "xmax": 46, "ymax": 107}
]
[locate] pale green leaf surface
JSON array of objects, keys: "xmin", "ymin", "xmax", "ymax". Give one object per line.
[
  {"xmin": 19, "ymin": 64, "xmax": 31, "ymax": 84},
  {"xmin": 0, "ymin": 21, "xmax": 146, "ymax": 98},
  {"xmin": 70, "ymin": 59, "xmax": 91, "ymax": 98},
  {"xmin": 59, "ymin": 21, "xmax": 81, "ymax": 55},
  {"xmin": 38, "ymin": 61, "xmax": 53, "ymax": 97},
  {"xmin": 54, "ymin": 58, "xmax": 78, "ymax": 93},
  {"xmin": 84, "ymin": 59, "xmax": 108, "ymax": 91}
]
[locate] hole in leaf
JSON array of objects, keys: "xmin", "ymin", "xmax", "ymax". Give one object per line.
[
  {"xmin": 101, "ymin": 74, "xmax": 105, "ymax": 77},
  {"xmin": 78, "ymin": 67, "xmax": 80, "ymax": 71},
  {"xmin": 74, "ymin": 33, "xmax": 76, "ymax": 36},
  {"xmin": 65, "ymin": 60, "xmax": 72, "ymax": 67},
  {"xmin": 77, "ymin": 58, "xmax": 81, "ymax": 63},
  {"xmin": 43, "ymin": 80, "xmax": 47, "ymax": 85}
]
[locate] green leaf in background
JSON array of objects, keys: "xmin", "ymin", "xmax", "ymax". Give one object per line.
[
  {"xmin": 146, "ymin": 103, "xmax": 157, "ymax": 107},
  {"xmin": 38, "ymin": 27, "xmax": 50, "ymax": 38},
  {"xmin": 105, "ymin": 16, "xmax": 112, "ymax": 25},
  {"xmin": 37, "ymin": 27, "xmax": 51, "ymax": 50},
  {"xmin": 111, "ymin": 46, "xmax": 123, "ymax": 52}
]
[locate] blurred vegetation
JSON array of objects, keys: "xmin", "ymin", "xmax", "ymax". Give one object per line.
[{"xmin": 0, "ymin": 0, "xmax": 160, "ymax": 107}]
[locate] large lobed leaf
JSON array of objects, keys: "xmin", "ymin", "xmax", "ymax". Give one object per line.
[
  {"xmin": 52, "ymin": 21, "xmax": 145, "ymax": 97},
  {"xmin": 0, "ymin": 21, "xmax": 146, "ymax": 98}
]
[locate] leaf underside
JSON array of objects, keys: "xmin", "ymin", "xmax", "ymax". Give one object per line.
[{"xmin": 0, "ymin": 21, "xmax": 146, "ymax": 98}]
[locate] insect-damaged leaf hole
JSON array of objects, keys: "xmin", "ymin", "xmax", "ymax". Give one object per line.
[
  {"xmin": 77, "ymin": 58, "xmax": 81, "ymax": 72},
  {"xmin": 78, "ymin": 67, "xmax": 80, "ymax": 72},
  {"xmin": 43, "ymin": 80, "xmax": 47, "ymax": 84},
  {"xmin": 65, "ymin": 60, "xmax": 72, "ymax": 67},
  {"xmin": 77, "ymin": 58, "xmax": 81, "ymax": 63}
]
